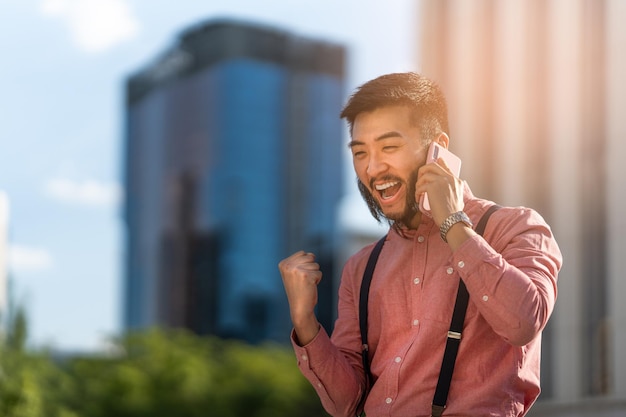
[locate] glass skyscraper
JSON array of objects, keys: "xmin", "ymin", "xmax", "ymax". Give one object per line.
[{"xmin": 123, "ymin": 19, "xmax": 346, "ymax": 343}]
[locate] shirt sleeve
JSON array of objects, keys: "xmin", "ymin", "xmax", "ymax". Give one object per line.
[
  {"xmin": 453, "ymin": 207, "xmax": 562, "ymax": 346},
  {"xmin": 290, "ymin": 327, "xmax": 363, "ymax": 417},
  {"xmin": 290, "ymin": 254, "xmax": 369, "ymax": 417}
]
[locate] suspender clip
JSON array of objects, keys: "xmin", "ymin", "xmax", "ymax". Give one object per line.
[{"xmin": 447, "ymin": 331, "xmax": 462, "ymax": 340}]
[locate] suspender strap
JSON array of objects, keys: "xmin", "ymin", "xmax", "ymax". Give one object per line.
[
  {"xmin": 357, "ymin": 234, "xmax": 386, "ymax": 415},
  {"xmin": 431, "ymin": 282, "xmax": 469, "ymax": 416},
  {"xmin": 431, "ymin": 204, "xmax": 501, "ymax": 416},
  {"xmin": 475, "ymin": 205, "xmax": 501, "ymax": 240}
]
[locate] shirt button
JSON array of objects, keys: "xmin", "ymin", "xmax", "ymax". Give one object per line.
[
  {"xmin": 301, "ymin": 354, "xmax": 308, "ymax": 361},
  {"xmin": 458, "ymin": 261, "xmax": 465, "ymax": 268},
  {"xmin": 413, "ymin": 277, "xmax": 420, "ymax": 284},
  {"xmin": 417, "ymin": 235, "xmax": 425, "ymax": 243},
  {"xmin": 317, "ymin": 382, "xmax": 323, "ymax": 388},
  {"xmin": 482, "ymin": 295, "xmax": 489, "ymax": 302},
  {"xmin": 394, "ymin": 356, "xmax": 402, "ymax": 363},
  {"xmin": 413, "ymin": 319, "xmax": 419, "ymax": 326},
  {"xmin": 446, "ymin": 267, "xmax": 454, "ymax": 275},
  {"xmin": 385, "ymin": 397, "xmax": 393, "ymax": 404}
]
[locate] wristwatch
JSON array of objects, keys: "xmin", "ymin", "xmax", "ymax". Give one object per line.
[{"xmin": 440, "ymin": 211, "xmax": 473, "ymax": 243}]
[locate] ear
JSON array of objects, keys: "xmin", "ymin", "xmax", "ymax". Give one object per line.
[{"xmin": 435, "ymin": 132, "xmax": 450, "ymax": 149}]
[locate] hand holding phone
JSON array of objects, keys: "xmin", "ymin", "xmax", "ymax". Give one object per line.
[{"xmin": 419, "ymin": 142, "xmax": 462, "ymax": 215}]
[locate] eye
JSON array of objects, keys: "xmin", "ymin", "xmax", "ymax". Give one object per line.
[
  {"xmin": 383, "ymin": 145, "xmax": 398, "ymax": 152},
  {"xmin": 351, "ymin": 146, "xmax": 367, "ymax": 158}
]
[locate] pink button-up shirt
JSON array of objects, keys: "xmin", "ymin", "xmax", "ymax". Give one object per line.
[{"xmin": 292, "ymin": 188, "xmax": 562, "ymax": 417}]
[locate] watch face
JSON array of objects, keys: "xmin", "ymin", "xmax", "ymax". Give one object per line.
[{"xmin": 458, "ymin": 212, "xmax": 471, "ymax": 225}]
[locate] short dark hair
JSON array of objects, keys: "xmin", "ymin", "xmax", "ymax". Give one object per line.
[{"xmin": 340, "ymin": 72, "xmax": 449, "ymax": 143}]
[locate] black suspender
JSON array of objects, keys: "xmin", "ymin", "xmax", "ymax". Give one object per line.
[
  {"xmin": 431, "ymin": 204, "xmax": 500, "ymax": 416},
  {"xmin": 357, "ymin": 205, "xmax": 501, "ymax": 416},
  {"xmin": 357, "ymin": 234, "xmax": 387, "ymax": 414}
]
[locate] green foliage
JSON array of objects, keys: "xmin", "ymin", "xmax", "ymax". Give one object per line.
[
  {"xmin": 0, "ymin": 304, "xmax": 75, "ymax": 417},
  {"xmin": 0, "ymin": 326, "xmax": 327, "ymax": 417},
  {"xmin": 6, "ymin": 305, "xmax": 28, "ymax": 352}
]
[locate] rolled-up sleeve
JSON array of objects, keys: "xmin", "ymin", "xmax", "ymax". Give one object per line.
[{"xmin": 453, "ymin": 207, "xmax": 562, "ymax": 346}]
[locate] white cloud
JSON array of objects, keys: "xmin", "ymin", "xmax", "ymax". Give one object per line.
[
  {"xmin": 44, "ymin": 178, "xmax": 122, "ymax": 207},
  {"xmin": 39, "ymin": 0, "xmax": 140, "ymax": 53},
  {"xmin": 9, "ymin": 244, "xmax": 54, "ymax": 273}
]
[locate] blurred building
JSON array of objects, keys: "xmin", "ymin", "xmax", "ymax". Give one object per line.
[
  {"xmin": 123, "ymin": 19, "xmax": 346, "ymax": 344},
  {"xmin": 419, "ymin": 0, "xmax": 626, "ymax": 415}
]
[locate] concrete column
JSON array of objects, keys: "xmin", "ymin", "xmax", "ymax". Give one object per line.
[
  {"xmin": 491, "ymin": 0, "xmax": 528, "ymax": 206},
  {"xmin": 605, "ymin": 0, "xmax": 626, "ymax": 399},
  {"xmin": 547, "ymin": 0, "xmax": 585, "ymax": 401},
  {"xmin": 445, "ymin": 0, "xmax": 485, "ymax": 190}
]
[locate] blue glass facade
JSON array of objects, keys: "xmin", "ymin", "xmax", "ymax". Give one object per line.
[{"xmin": 123, "ymin": 20, "xmax": 345, "ymax": 343}]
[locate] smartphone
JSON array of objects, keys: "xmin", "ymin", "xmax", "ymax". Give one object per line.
[{"xmin": 419, "ymin": 142, "xmax": 462, "ymax": 214}]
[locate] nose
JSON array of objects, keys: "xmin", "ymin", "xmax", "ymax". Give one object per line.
[{"xmin": 366, "ymin": 152, "xmax": 388, "ymax": 178}]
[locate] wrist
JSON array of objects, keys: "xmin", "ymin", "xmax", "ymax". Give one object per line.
[
  {"xmin": 293, "ymin": 317, "xmax": 320, "ymax": 346},
  {"xmin": 440, "ymin": 211, "xmax": 473, "ymax": 243}
]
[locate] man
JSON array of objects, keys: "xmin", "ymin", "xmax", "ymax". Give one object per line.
[{"xmin": 278, "ymin": 72, "xmax": 562, "ymax": 417}]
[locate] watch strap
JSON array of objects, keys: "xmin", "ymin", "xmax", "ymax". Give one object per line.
[{"xmin": 440, "ymin": 211, "xmax": 473, "ymax": 242}]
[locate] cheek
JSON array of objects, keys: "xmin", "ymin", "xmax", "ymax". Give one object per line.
[
  {"xmin": 352, "ymin": 159, "xmax": 368, "ymax": 180},
  {"xmin": 401, "ymin": 155, "xmax": 425, "ymax": 177}
]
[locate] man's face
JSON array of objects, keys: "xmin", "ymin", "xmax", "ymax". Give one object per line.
[{"xmin": 349, "ymin": 105, "xmax": 429, "ymax": 228}]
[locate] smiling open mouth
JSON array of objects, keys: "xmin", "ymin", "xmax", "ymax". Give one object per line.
[{"xmin": 375, "ymin": 181, "xmax": 402, "ymax": 200}]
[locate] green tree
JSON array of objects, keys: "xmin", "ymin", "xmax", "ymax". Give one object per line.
[
  {"xmin": 63, "ymin": 328, "xmax": 326, "ymax": 417},
  {"xmin": 0, "ymin": 306, "xmax": 76, "ymax": 417},
  {"xmin": 6, "ymin": 304, "xmax": 28, "ymax": 352},
  {"xmin": 1, "ymin": 308, "xmax": 326, "ymax": 417}
]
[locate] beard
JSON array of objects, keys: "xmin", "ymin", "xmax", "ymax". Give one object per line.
[{"xmin": 357, "ymin": 166, "xmax": 420, "ymax": 229}]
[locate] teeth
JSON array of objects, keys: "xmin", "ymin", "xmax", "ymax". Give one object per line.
[{"xmin": 375, "ymin": 181, "xmax": 398, "ymax": 191}]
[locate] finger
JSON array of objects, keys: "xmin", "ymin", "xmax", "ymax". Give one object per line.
[
  {"xmin": 416, "ymin": 170, "xmax": 440, "ymax": 192},
  {"xmin": 417, "ymin": 163, "xmax": 443, "ymax": 187},
  {"xmin": 311, "ymin": 271, "xmax": 322, "ymax": 285},
  {"xmin": 436, "ymin": 157, "xmax": 455, "ymax": 176},
  {"xmin": 282, "ymin": 250, "xmax": 307, "ymax": 263},
  {"xmin": 294, "ymin": 251, "xmax": 316, "ymax": 261},
  {"xmin": 299, "ymin": 261, "xmax": 321, "ymax": 270},
  {"xmin": 294, "ymin": 267, "xmax": 322, "ymax": 286},
  {"xmin": 282, "ymin": 251, "xmax": 315, "ymax": 266}
]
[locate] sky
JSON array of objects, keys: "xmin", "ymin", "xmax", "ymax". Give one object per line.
[{"xmin": 0, "ymin": 0, "xmax": 419, "ymax": 352}]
